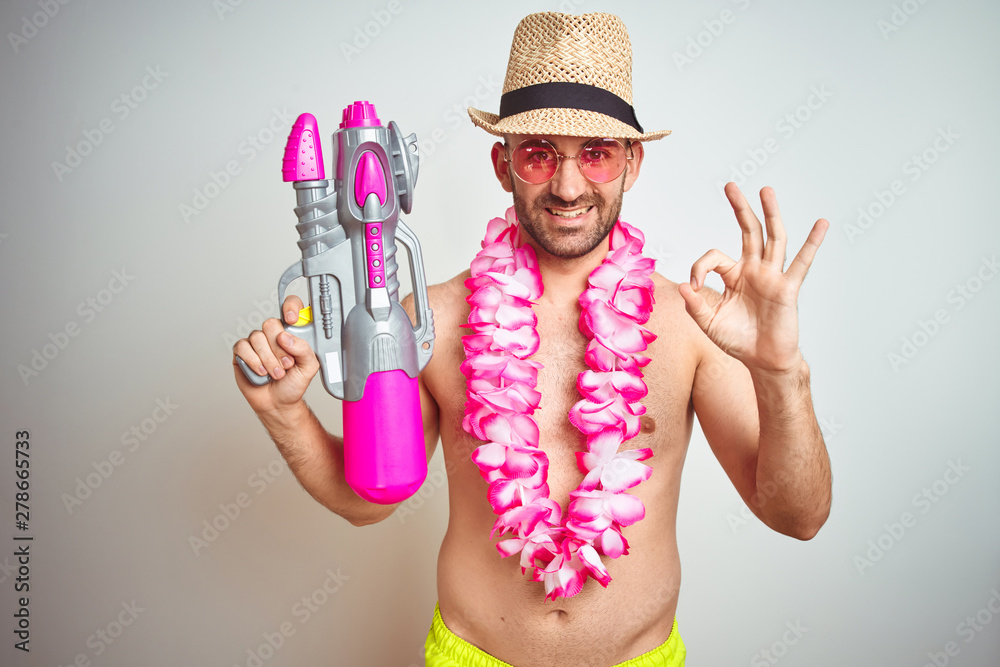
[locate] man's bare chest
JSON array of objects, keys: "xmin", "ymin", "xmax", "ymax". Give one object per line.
[{"xmin": 428, "ymin": 302, "xmax": 696, "ymax": 473}]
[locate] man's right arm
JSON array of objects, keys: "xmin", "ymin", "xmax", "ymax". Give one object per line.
[{"xmin": 232, "ymin": 295, "xmax": 440, "ymax": 527}]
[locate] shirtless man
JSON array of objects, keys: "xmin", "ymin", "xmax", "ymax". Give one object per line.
[{"xmin": 233, "ymin": 12, "xmax": 831, "ymax": 667}]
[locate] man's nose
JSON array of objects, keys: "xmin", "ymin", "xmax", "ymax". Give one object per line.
[{"xmin": 548, "ymin": 156, "xmax": 588, "ymax": 202}]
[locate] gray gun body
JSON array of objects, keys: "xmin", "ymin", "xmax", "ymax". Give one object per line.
[{"xmin": 242, "ymin": 120, "xmax": 434, "ymax": 402}]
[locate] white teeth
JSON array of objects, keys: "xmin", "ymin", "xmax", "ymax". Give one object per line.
[{"xmin": 549, "ymin": 207, "xmax": 591, "ymax": 218}]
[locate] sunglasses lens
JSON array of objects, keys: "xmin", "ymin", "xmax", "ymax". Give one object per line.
[
  {"xmin": 510, "ymin": 138, "xmax": 628, "ymax": 184},
  {"xmin": 579, "ymin": 139, "xmax": 627, "ymax": 183},
  {"xmin": 511, "ymin": 140, "xmax": 558, "ymax": 184}
]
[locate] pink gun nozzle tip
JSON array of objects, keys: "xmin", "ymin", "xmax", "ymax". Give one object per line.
[
  {"xmin": 340, "ymin": 100, "xmax": 380, "ymax": 129},
  {"xmin": 282, "ymin": 112, "xmax": 325, "ymax": 182}
]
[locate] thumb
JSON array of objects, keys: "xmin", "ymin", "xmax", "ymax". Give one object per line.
[{"xmin": 678, "ymin": 283, "xmax": 715, "ymax": 333}]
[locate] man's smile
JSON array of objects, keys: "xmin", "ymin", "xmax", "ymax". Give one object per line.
[{"xmin": 545, "ymin": 205, "xmax": 594, "ymax": 221}]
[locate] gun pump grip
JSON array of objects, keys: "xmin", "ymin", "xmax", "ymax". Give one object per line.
[{"xmin": 343, "ymin": 370, "xmax": 427, "ymax": 503}]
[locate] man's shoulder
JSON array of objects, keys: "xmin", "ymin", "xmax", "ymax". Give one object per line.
[
  {"xmin": 651, "ymin": 271, "xmax": 723, "ymax": 311},
  {"xmin": 428, "ymin": 271, "xmax": 471, "ymax": 312},
  {"xmin": 419, "ymin": 271, "xmax": 472, "ymax": 338},
  {"xmin": 429, "ymin": 271, "xmax": 471, "ymax": 299},
  {"xmin": 650, "ymin": 271, "xmax": 686, "ymax": 316},
  {"xmin": 648, "ymin": 271, "xmax": 714, "ymax": 350},
  {"xmin": 400, "ymin": 271, "xmax": 468, "ymax": 324}
]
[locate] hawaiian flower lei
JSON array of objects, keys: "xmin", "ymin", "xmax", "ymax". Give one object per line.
[{"xmin": 461, "ymin": 206, "xmax": 657, "ymax": 600}]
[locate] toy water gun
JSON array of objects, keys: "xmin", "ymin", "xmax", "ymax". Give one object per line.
[{"xmin": 237, "ymin": 101, "xmax": 434, "ymax": 504}]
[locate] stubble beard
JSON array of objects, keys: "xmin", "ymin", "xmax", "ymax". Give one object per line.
[{"xmin": 510, "ymin": 176, "xmax": 626, "ymax": 260}]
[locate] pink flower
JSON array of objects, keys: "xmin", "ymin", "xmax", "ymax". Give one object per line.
[
  {"xmin": 569, "ymin": 489, "xmax": 646, "ymax": 528},
  {"xmin": 473, "ymin": 442, "xmax": 540, "ymax": 479},
  {"xmin": 481, "ymin": 412, "xmax": 540, "ymax": 448},
  {"xmin": 469, "ymin": 268, "xmax": 543, "ymax": 301},
  {"xmin": 575, "ymin": 429, "xmax": 653, "ymax": 492},
  {"xmin": 583, "ymin": 301, "xmax": 656, "ymax": 357},
  {"xmin": 467, "ymin": 285, "xmax": 539, "ymax": 329},
  {"xmin": 535, "ymin": 539, "xmax": 611, "ymax": 600},
  {"xmin": 460, "ymin": 354, "xmax": 542, "ymax": 386},
  {"xmin": 462, "ymin": 384, "xmax": 541, "ymax": 441},
  {"xmin": 487, "ymin": 465, "xmax": 549, "ymax": 512},
  {"xmin": 584, "ymin": 342, "xmax": 651, "ymax": 373},
  {"xmin": 466, "ymin": 381, "xmax": 540, "ymax": 417},
  {"xmin": 567, "ymin": 489, "xmax": 646, "ymax": 559},
  {"xmin": 497, "ymin": 528, "xmax": 558, "ymax": 575},
  {"xmin": 463, "ymin": 323, "xmax": 541, "ymax": 358},
  {"xmin": 568, "ymin": 393, "xmax": 644, "ymax": 438},
  {"xmin": 577, "ymin": 369, "xmax": 648, "ymax": 403},
  {"xmin": 492, "ymin": 498, "xmax": 561, "ymax": 539},
  {"xmin": 610, "ymin": 219, "xmax": 646, "ymax": 253},
  {"xmin": 470, "ymin": 210, "xmax": 524, "ymax": 275}
]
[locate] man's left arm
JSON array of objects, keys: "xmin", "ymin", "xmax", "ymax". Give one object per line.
[{"xmin": 679, "ymin": 182, "xmax": 831, "ymax": 540}]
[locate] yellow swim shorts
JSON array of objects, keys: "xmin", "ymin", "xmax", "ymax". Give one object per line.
[{"xmin": 425, "ymin": 603, "xmax": 685, "ymax": 666}]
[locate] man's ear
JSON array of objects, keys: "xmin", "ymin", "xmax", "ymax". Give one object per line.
[
  {"xmin": 491, "ymin": 141, "xmax": 513, "ymax": 193},
  {"xmin": 623, "ymin": 141, "xmax": 644, "ymax": 193}
]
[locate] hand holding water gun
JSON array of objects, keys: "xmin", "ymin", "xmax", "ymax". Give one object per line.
[{"xmin": 234, "ymin": 101, "xmax": 434, "ymax": 504}]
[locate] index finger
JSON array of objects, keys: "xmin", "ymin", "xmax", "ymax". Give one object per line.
[{"xmin": 282, "ymin": 295, "xmax": 305, "ymax": 324}]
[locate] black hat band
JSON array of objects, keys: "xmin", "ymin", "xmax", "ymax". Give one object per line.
[{"xmin": 498, "ymin": 81, "xmax": 644, "ymax": 133}]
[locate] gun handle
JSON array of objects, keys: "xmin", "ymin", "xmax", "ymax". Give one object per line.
[
  {"xmin": 396, "ymin": 220, "xmax": 435, "ymax": 371},
  {"xmin": 343, "ymin": 369, "xmax": 427, "ymax": 504},
  {"xmin": 236, "ymin": 356, "xmax": 271, "ymax": 386},
  {"xmin": 236, "ymin": 261, "xmax": 338, "ymax": 392}
]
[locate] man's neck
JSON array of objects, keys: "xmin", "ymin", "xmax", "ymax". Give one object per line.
[{"xmin": 529, "ymin": 240, "xmax": 608, "ymax": 307}]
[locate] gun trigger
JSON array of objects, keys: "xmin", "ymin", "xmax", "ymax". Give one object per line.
[{"xmin": 295, "ymin": 306, "xmax": 313, "ymax": 326}]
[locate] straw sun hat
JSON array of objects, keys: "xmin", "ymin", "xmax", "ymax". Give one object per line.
[{"xmin": 468, "ymin": 12, "xmax": 670, "ymax": 142}]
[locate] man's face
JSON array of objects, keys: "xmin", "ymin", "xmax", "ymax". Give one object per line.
[{"xmin": 493, "ymin": 135, "xmax": 644, "ymax": 260}]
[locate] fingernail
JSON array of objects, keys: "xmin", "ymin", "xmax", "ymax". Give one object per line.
[
  {"xmin": 257, "ymin": 365, "xmax": 266, "ymax": 375},
  {"xmin": 272, "ymin": 367, "xmax": 284, "ymax": 379},
  {"xmin": 285, "ymin": 311, "xmax": 296, "ymax": 322},
  {"xmin": 281, "ymin": 356, "xmax": 293, "ymax": 369}
]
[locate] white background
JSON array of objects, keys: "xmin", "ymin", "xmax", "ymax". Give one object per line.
[{"xmin": 1, "ymin": 0, "xmax": 998, "ymax": 665}]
